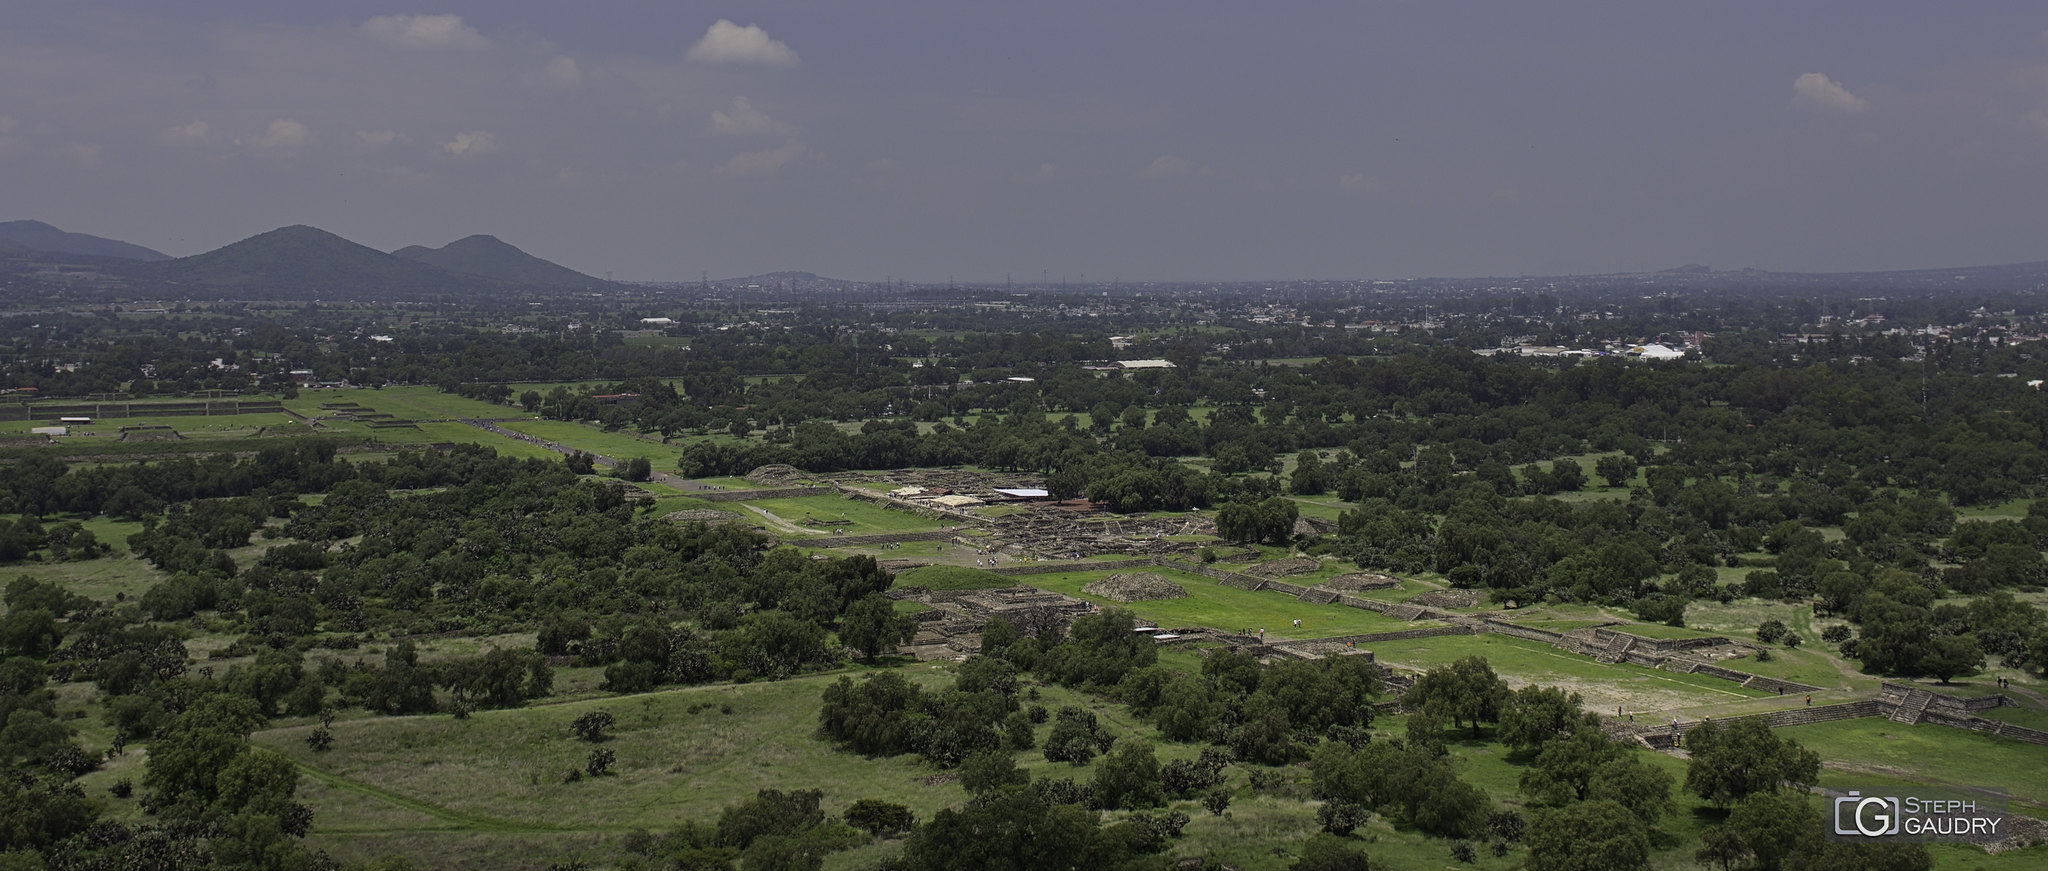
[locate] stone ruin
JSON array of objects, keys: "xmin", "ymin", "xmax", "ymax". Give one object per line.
[
  {"xmin": 888, "ymin": 585, "xmax": 1096, "ymax": 660},
  {"xmin": 1082, "ymin": 573, "xmax": 1191, "ymax": 602}
]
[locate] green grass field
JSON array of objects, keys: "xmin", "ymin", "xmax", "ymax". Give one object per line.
[
  {"xmin": 1367, "ymin": 634, "xmax": 1782, "ymax": 718},
  {"xmin": 1778, "ymin": 718, "xmax": 2048, "ymax": 812},
  {"xmin": 893, "ymin": 566, "xmax": 1014, "ymax": 590},
  {"xmin": 494, "ymin": 420, "xmax": 680, "ymax": 463},
  {"xmin": 744, "ymin": 496, "xmax": 948, "ymax": 536},
  {"xmin": 0, "ymin": 412, "xmax": 310, "ymax": 440}
]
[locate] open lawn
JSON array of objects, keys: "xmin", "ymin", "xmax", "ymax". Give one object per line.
[
  {"xmin": 360, "ymin": 422, "xmax": 561, "ymax": 460},
  {"xmin": 1020, "ymin": 568, "xmax": 1432, "ymax": 639},
  {"xmin": 744, "ymin": 495, "xmax": 948, "ymax": 536},
  {"xmin": 1, "ymin": 412, "xmax": 311, "ymax": 440},
  {"xmin": 1778, "ymin": 717, "xmax": 2048, "ymax": 812},
  {"xmin": 495, "ymin": 419, "xmax": 680, "ymax": 463},
  {"xmin": 1368, "ymin": 634, "xmax": 1781, "ymax": 719},
  {"xmin": 286, "ymin": 386, "xmax": 522, "ymax": 422},
  {"xmin": 893, "ymin": 565, "xmax": 1013, "ymax": 590},
  {"xmin": 13, "ymin": 551, "xmax": 163, "ymax": 604}
]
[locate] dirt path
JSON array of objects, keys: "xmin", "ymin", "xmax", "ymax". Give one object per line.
[
  {"xmin": 742, "ymin": 504, "xmax": 818, "ymax": 536},
  {"xmin": 292, "ymin": 762, "xmax": 594, "ymax": 834}
]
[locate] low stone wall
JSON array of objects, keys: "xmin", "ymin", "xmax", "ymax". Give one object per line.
[
  {"xmin": 1641, "ymin": 700, "xmax": 1886, "ymax": 748},
  {"xmin": 986, "ymin": 558, "xmax": 1154, "ymax": 576},
  {"xmin": 1591, "ymin": 628, "xmax": 1729, "ymax": 652},
  {"xmin": 805, "ymin": 530, "xmax": 959, "ymax": 548},
  {"xmin": 1480, "ymin": 619, "xmax": 1569, "ymax": 644},
  {"xmin": 1260, "ymin": 580, "xmax": 1313, "ymax": 597},
  {"xmin": 1306, "ymin": 625, "xmax": 1474, "ymax": 645},
  {"xmin": 1740, "ymin": 674, "xmax": 1825, "ymax": 695},
  {"xmin": 694, "ymin": 486, "xmax": 837, "ymax": 502},
  {"xmin": 1334, "ymin": 594, "xmax": 1396, "ymax": 614}
]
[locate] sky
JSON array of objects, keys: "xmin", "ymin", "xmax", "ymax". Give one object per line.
[{"xmin": 6, "ymin": 2, "xmax": 2048, "ymax": 282}]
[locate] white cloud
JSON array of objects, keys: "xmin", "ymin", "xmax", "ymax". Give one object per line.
[
  {"xmin": 1030, "ymin": 162, "xmax": 1059, "ymax": 183},
  {"xmin": 1338, "ymin": 172, "xmax": 1383, "ymax": 194},
  {"xmin": 361, "ymin": 14, "xmax": 489, "ymax": 50},
  {"xmin": 687, "ymin": 20, "xmax": 799, "ymax": 67},
  {"xmin": 711, "ymin": 97, "xmax": 794, "ymax": 136},
  {"xmin": 541, "ymin": 55, "xmax": 583, "ymax": 90},
  {"xmin": 720, "ymin": 139, "xmax": 808, "ymax": 177},
  {"xmin": 157, "ymin": 120, "xmax": 210, "ymax": 146},
  {"xmin": 442, "ymin": 130, "xmax": 500, "ymax": 156},
  {"xmin": 251, "ymin": 119, "xmax": 310, "ymax": 148},
  {"xmin": 356, "ymin": 130, "xmax": 407, "ymax": 148},
  {"xmin": 1792, "ymin": 72, "xmax": 1868, "ymax": 114},
  {"xmin": 1140, "ymin": 154, "xmax": 1209, "ymax": 179}
]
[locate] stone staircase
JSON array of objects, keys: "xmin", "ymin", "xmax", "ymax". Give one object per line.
[
  {"xmin": 1891, "ymin": 688, "xmax": 1935, "ymax": 725},
  {"xmin": 1595, "ymin": 635, "xmax": 1634, "ymax": 664},
  {"xmin": 1298, "ymin": 589, "xmax": 1341, "ymax": 605},
  {"xmin": 1385, "ymin": 603, "xmax": 1427, "ymax": 621}
]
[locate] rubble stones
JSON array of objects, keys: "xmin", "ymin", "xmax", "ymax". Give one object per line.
[{"xmin": 1082, "ymin": 573, "xmax": 1191, "ymax": 602}]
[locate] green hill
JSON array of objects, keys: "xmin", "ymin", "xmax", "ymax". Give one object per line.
[
  {"xmin": 393, "ymin": 234, "xmax": 597, "ymax": 287},
  {"xmin": 0, "ymin": 220, "xmax": 169, "ymax": 261},
  {"xmin": 151, "ymin": 225, "xmax": 510, "ymax": 298}
]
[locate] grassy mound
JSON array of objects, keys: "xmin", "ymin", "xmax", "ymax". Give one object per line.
[{"xmin": 894, "ymin": 565, "xmax": 1013, "ymax": 590}]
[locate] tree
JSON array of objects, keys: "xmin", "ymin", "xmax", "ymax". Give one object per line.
[
  {"xmin": 838, "ymin": 594, "xmax": 917, "ymax": 661},
  {"xmin": 1407, "ymin": 656, "xmax": 1509, "ymax": 738},
  {"xmin": 959, "ymin": 750, "xmax": 1030, "ymax": 795},
  {"xmin": 1519, "ymin": 728, "xmax": 1624, "ymax": 805},
  {"xmin": 1152, "ymin": 674, "xmax": 1218, "ymax": 742},
  {"xmin": 572, "ymin": 710, "xmax": 615, "ymax": 742},
  {"xmin": 844, "ymin": 799, "xmax": 915, "ymax": 838},
  {"xmin": 1290, "ymin": 832, "xmax": 1373, "ymax": 871},
  {"xmin": 1682, "ymin": 717, "xmax": 1820, "ymax": 807},
  {"xmin": 717, "ymin": 789, "xmax": 825, "ymax": 850},
  {"xmin": 1043, "ymin": 707, "xmax": 1113, "ymax": 765},
  {"xmin": 1595, "ymin": 454, "xmax": 1638, "ymax": 488},
  {"xmin": 1498, "ymin": 685, "xmax": 1587, "ymax": 755},
  {"xmin": 1090, "ymin": 740, "xmax": 1163, "ymax": 810},
  {"xmin": 1919, "ymin": 634, "xmax": 1982, "ymax": 684},
  {"xmin": 1719, "ymin": 790, "xmax": 1814, "ymax": 871},
  {"xmin": 1757, "ymin": 620, "xmax": 1788, "ymax": 645},
  {"xmin": 1525, "ymin": 799, "xmax": 1649, "ymax": 871},
  {"xmin": 900, "ymin": 787, "xmax": 1114, "ymax": 871},
  {"xmin": 1585, "ymin": 754, "xmax": 1675, "ymax": 824}
]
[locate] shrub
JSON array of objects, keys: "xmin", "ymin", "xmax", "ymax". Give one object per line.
[
  {"xmin": 1204, "ymin": 788, "xmax": 1233, "ymax": 816},
  {"xmin": 585, "ymin": 748, "xmax": 616, "ymax": 777},
  {"xmin": 1317, "ymin": 801, "xmax": 1370, "ymax": 836},
  {"xmin": 844, "ymin": 799, "xmax": 915, "ymax": 838},
  {"xmin": 572, "ymin": 710, "xmax": 615, "ymax": 742},
  {"xmin": 1756, "ymin": 620, "xmax": 1788, "ymax": 645}
]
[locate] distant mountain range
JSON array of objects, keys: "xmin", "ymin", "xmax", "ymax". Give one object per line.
[
  {"xmin": 394, "ymin": 235, "xmax": 595, "ymax": 286},
  {"xmin": 0, "ymin": 220, "xmax": 170, "ymax": 261},
  {"xmin": 0, "ymin": 220, "xmax": 602, "ymax": 299}
]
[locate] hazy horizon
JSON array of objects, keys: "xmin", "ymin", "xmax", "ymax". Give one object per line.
[{"xmin": 8, "ymin": 3, "xmax": 2048, "ymax": 282}]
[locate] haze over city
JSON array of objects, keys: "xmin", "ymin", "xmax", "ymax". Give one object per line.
[{"xmin": 7, "ymin": 2, "xmax": 2048, "ymax": 281}]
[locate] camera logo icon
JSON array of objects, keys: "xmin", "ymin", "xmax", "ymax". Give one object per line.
[{"xmin": 1834, "ymin": 791, "xmax": 1902, "ymax": 837}]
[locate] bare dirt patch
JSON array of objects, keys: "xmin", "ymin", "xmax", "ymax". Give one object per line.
[
  {"xmin": 1321, "ymin": 572, "xmax": 1401, "ymax": 592},
  {"xmin": 1243, "ymin": 557, "xmax": 1320, "ymax": 579}
]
